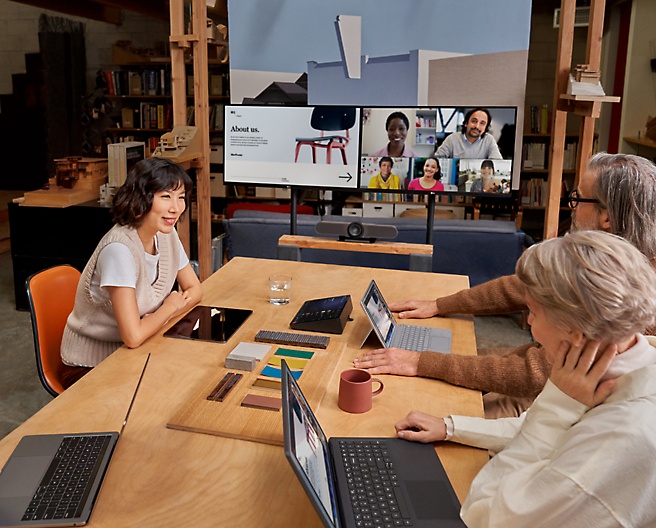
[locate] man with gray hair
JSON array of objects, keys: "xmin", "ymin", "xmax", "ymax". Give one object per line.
[{"xmin": 354, "ymin": 152, "xmax": 656, "ymax": 418}]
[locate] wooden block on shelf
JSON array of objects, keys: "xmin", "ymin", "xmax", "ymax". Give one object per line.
[{"xmin": 22, "ymin": 187, "xmax": 100, "ymax": 208}]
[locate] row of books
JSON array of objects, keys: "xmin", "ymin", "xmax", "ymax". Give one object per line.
[
  {"xmin": 119, "ymin": 103, "xmax": 173, "ymax": 130},
  {"xmin": 522, "ymin": 142, "xmax": 547, "ymax": 169},
  {"xmin": 528, "ymin": 104, "xmax": 550, "ymax": 135},
  {"xmin": 107, "ymin": 141, "xmax": 146, "ymax": 187},
  {"xmin": 185, "ymin": 104, "xmax": 224, "ymax": 131},
  {"xmin": 362, "ymin": 192, "xmax": 404, "ymax": 202},
  {"xmin": 522, "ymin": 141, "xmax": 578, "ymax": 171},
  {"xmin": 519, "ymin": 178, "xmax": 549, "ymax": 206},
  {"xmin": 105, "ymin": 69, "xmax": 171, "ymax": 97},
  {"xmin": 118, "ymin": 103, "xmax": 225, "ymax": 132}
]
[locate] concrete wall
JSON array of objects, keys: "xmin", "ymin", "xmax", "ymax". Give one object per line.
[{"xmin": 0, "ymin": 0, "xmax": 169, "ymax": 97}]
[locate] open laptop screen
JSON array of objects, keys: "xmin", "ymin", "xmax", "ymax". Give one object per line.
[
  {"xmin": 361, "ymin": 281, "xmax": 397, "ymax": 347},
  {"xmin": 282, "ymin": 362, "xmax": 341, "ymax": 527}
]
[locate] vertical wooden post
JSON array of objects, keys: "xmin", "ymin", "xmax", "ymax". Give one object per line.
[
  {"xmin": 169, "ymin": 0, "xmax": 190, "ymax": 253},
  {"xmin": 545, "ymin": 0, "xmax": 608, "ymax": 239},
  {"xmin": 576, "ymin": 0, "xmax": 606, "ymax": 187},
  {"xmin": 191, "ymin": 0, "xmax": 212, "ymax": 280},
  {"xmin": 544, "ymin": 0, "xmax": 576, "ymax": 240},
  {"xmin": 169, "ymin": 0, "xmax": 212, "ymax": 280}
]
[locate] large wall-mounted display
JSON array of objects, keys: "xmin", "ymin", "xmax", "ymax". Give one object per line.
[
  {"xmin": 224, "ymin": 104, "xmax": 517, "ymax": 196},
  {"xmin": 226, "ymin": 0, "xmax": 531, "ymax": 190}
]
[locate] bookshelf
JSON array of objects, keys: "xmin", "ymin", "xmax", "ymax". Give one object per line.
[
  {"xmin": 519, "ymin": 132, "xmax": 581, "ymax": 208},
  {"xmin": 104, "ymin": 60, "xmax": 228, "ymax": 155}
]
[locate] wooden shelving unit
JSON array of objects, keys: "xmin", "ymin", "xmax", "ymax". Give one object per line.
[
  {"xmin": 543, "ymin": 0, "xmax": 620, "ymax": 240},
  {"xmin": 169, "ymin": 0, "xmax": 213, "ymax": 280}
]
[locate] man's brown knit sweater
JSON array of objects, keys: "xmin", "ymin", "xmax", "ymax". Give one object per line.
[{"xmin": 416, "ymin": 274, "xmax": 656, "ymax": 399}]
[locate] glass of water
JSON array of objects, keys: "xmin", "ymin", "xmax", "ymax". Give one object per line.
[{"xmin": 269, "ymin": 275, "xmax": 292, "ymax": 305}]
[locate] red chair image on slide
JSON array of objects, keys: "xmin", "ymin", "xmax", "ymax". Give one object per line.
[{"xmin": 294, "ymin": 107, "xmax": 357, "ymax": 164}]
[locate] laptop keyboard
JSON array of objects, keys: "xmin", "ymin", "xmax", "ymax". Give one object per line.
[
  {"xmin": 21, "ymin": 434, "xmax": 112, "ymax": 522},
  {"xmin": 338, "ymin": 440, "xmax": 413, "ymax": 528},
  {"xmin": 395, "ymin": 325, "xmax": 429, "ymax": 352}
]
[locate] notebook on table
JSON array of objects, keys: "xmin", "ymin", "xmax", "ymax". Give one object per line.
[
  {"xmin": 281, "ymin": 360, "xmax": 465, "ymax": 528},
  {"xmin": 360, "ymin": 280, "xmax": 452, "ymax": 353},
  {"xmin": 0, "ymin": 354, "xmax": 150, "ymax": 527}
]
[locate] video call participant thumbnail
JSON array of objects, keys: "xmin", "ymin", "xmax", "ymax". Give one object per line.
[
  {"xmin": 436, "ymin": 108, "xmax": 502, "ymax": 160},
  {"xmin": 368, "ymin": 156, "xmax": 403, "ymax": 189},
  {"xmin": 407, "ymin": 157, "xmax": 444, "ymax": 191},
  {"xmin": 370, "ymin": 111, "xmax": 417, "ymax": 158}
]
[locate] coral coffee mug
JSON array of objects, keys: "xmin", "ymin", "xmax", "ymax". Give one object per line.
[{"xmin": 338, "ymin": 369, "xmax": 384, "ymax": 414}]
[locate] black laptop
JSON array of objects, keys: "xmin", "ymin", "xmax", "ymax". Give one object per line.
[
  {"xmin": 281, "ymin": 360, "xmax": 465, "ymax": 528},
  {"xmin": 0, "ymin": 355, "xmax": 150, "ymax": 527}
]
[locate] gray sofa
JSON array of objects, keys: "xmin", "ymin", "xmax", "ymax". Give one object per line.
[{"xmin": 223, "ymin": 210, "xmax": 531, "ymax": 286}]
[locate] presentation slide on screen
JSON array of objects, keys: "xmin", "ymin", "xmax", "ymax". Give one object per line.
[{"xmin": 224, "ymin": 105, "xmax": 361, "ymax": 189}]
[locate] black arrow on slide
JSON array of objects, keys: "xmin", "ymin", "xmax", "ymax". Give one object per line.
[{"xmin": 339, "ymin": 173, "xmax": 353, "ymax": 182}]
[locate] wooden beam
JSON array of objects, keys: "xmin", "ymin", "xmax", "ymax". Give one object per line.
[
  {"xmin": 191, "ymin": 0, "xmax": 213, "ymax": 281},
  {"xmin": 544, "ymin": 0, "xmax": 576, "ymax": 240},
  {"xmin": 169, "ymin": 0, "xmax": 191, "ymax": 255}
]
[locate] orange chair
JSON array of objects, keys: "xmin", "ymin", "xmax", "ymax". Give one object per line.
[{"xmin": 25, "ymin": 265, "xmax": 81, "ymax": 397}]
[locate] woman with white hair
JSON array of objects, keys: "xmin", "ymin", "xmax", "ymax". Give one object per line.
[{"xmin": 395, "ymin": 230, "xmax": 656, "ymax": 527}]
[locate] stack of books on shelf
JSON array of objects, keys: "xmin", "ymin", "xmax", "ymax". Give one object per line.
[
  {"xmin": 124, "ymin": 103, "xmax": 173, "ymax": 130},
  {"xmin": 107, "ymin": 141, "xmax": 145, "ymax": 187},
  {"xmin": 522, "ymin": 142, "xmax": 547, "ymax": 169},
  {"xmin": 519, "ymin": 178, "xmax": 548, "ymax": 207},
  {"xmin": 528, "ymin": 104, "xmax": 550, "ymax": 134},
  {"xmin": 363, "ymin": 192, "xmax": 402, "ymax": 202},
  {"xmin": 563, "ymin": 141, "xmax": 578, "ymax": 171},
  {"xmin": 105, "ymin": 68, "xmax": 171, "ymax": 97}
]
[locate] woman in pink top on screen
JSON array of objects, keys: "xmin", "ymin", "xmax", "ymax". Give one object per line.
[
  {"xmin": 407, "ymin": 157, "xmax": 444, "ymax": 191},
  {"xmin": 370, "ymin": 111, "xmax": 417, "ymax": 158}
]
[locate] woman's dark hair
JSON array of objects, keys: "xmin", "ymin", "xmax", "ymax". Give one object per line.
[
  {"xmin": 481, "ymin": 159, "xmax": 495, "ymax": 171},
  {"xmin": 385, "ymin": 111, "xmax": 410, "ymax": 131},
  {"xmin": 425, "ymin": 157, "xmax": 442, "ymax": 180},
  {"xmin": 111, "ymin": 157, "xmax": 193, "ymax": 227},
  {"xmin": 379, "ymin": 156, "xmax": 394, "ymax": 167}
]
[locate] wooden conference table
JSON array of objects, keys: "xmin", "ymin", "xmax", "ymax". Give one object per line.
[{"xmin": 0, "ymin": 257, "xmax": 488, "ymax": 527}]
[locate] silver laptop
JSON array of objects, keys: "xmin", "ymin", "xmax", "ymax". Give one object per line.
[
  {"xmin": 0, "ymin": 355, "xmax": 150, "ymax": 527},
  {"xmin": 281, "ymin": 360, "xmax": 464, "ymax": 528},
  {"xmin": 360, "ymin": 280, "xmax": 452, "ymax": 353}
]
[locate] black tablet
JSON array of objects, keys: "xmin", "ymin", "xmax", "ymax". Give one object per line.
[{"xmin": 164, "ymin": 305, "xmax": 252, "ymax": 343}]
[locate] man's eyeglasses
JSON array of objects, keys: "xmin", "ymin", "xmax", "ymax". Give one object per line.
[{"xmin": 568, "ymin": 190, "xmax": 600, "ymax": 209}]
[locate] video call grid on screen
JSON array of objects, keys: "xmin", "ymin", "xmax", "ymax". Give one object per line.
[
  {"xmin": 360, "ymin": 106, "xmax": 517, "ymax": 196},
  {"xmin": 223, "ymin": 104, "xmax": 517, "ymax": 194}
]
